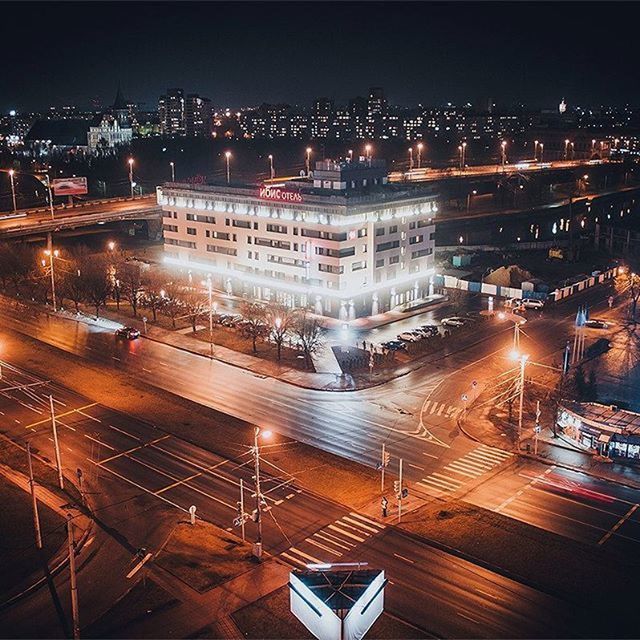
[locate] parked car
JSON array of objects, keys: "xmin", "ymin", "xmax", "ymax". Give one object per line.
[
  {"xmin": 585, "ymin": 319, "xmax": 609, "ymax": 329},
  {"xmin": 220, "ymin": 314, "xmax": 242, "ymax": 327},
  {"xmin": 382, "ymin": 340, "xmax": 406, "ymax": 351},
  {"xmin": 398, "ymin": 332, "xmax": 422, "ymax": 342},
  {"xmin": 521, "ymin": 298, "xmax": 545, "ymax": 309},
  {"xmin": 417, "ymin": 324, "xmax": 439, "ymax": 336},
  {"xmin": 441, "ymin": 317, "xmax": 468, "ymax": 328},
  {"xmin": 115, "ymin": 327, "xmax": 140, "ymax": 340}
]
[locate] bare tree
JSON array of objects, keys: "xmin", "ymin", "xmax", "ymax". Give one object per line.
[
  {"xmin": 84, "ymin": 258, "xmax": 112, "ymax": 318},
  {"xmin": 6, "ymin": 244, "xmax": 35, "ymax": 294},
  {"xmin": 140, "ymin": 270, "xmax": 167, "ymax": 322},
  {"xmin": 116, "ymin": 261, "xmax": 144, "ymax": 317},
  {"xmin": 60, "ymin": 246, "xmax": 91, "ymax": 313},
  {"xmin": 265, "ymin": 302, "xmax": 298, "ymax": 360},
  {"xmin": 160, "ymin": 281, "xmax": 184, "ymax": 328},
  {"xmin": 180, "ymin": 289, "xmax": 208, "ymax": 333},
  {"xmin": 239, "ymin": 301, "xmax": 267, "ymax": 354},
  {"xmin": 293, "ymin": 311, "xmax": 325, "ymax": 369}
]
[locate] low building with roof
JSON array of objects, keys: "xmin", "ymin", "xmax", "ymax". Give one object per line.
[{"xmin": 557, "ymin": 401, "xmax": 640, "ymax": 461}]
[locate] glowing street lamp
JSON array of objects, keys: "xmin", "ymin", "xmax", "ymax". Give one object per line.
[
  {"xmin": 408, "ymin": 147, "xmax": 414, "ymax": 171},
  {"xmin": 564, "ymin": 139, "xmax": 570, "ymax": 160},
  {"xmin": 127, "ymin": 157, "xmax": 134, "ymax": 198},
  {"xmin": 417, "ymin": 142, "xmax": 424, "ymax": 169},
  {"xmin": 169, "ymin": 161, "xmax": 175, "ymax": 182},
  {"xmin": 252, "ymin": 426, "xmax": 272, "ymax": 559},
  {"xmin": 534, "ymin": 140, "xmax": 539, "ymax": 161},
  {"xmin": 501, "ymin": 141, "xmax": 507, "ymax": 168},
  {"xmin": 539, "ymin": 142, "xmax": 544, "ymax": 162},
  {"xmin": 43, "ymin": 248, "xmax": 60, "ymax": 312},
  {"xmin": 466, "ymin": 189, "xmax": 477, "ymax": 214},
  {"xmin": 458, "ymin": 145, "xmax": 463, "ymax": 170},
  {"xmin": 461, "ymin": 141, "xmax": 467, "ymax": 170},
  {"xmin": 365, "ymin": 144, "xmax": 372, "ymax": 161},
  {"xmin": 268, "ymin": 154, "xmax": 275, "ymax": 180},
  {"xmin": 8, "ymin": 169, "xmax": 17, "ymax": 213},
  {"xmin": 510, "ymin": 351, "xmax": 529, "ymax": 448},
  {"xmin": 305, "ymin": 147, "xmax": 312, "ymax": 176},
  {"xmin": 225, "ymin": 151, "xmax": 232, "ymax": 184},
  {"xmin": 348, "ymin": 149, "xmax": 353, "ymax": 162},
  {"xmin": 107, "ymin": 240, "xmax": 116, "ymax": 252}
]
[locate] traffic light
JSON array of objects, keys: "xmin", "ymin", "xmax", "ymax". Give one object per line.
[
  {"xmin": 393, "ymin": 480, "xmax": 400, "ymax": 496},
  {"xmin": 236, "ymin": 501, "xmax": 242, "ymax": 516},
  {"xmin": 383, "ymin": 450, "xmax": 390, "ymax": 467}
]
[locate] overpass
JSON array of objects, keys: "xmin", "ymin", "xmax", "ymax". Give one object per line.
[{"xmin": 0, "ymin": 195, "xmax": 161, "ymax": 239}]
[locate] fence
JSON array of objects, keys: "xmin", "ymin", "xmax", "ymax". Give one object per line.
[{"xmin": 434, "ymin": 265, "xmax": 619, "ymax": 302}]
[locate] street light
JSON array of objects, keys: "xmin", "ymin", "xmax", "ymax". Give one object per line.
[
  {"xmin": 417, "ymin": 142, "xmax": 424, "ymax": 169},
  {"xmin": 252, "ymin": 426, "xmax": 272, "ymax": 559},
  {"xmin": 458, "ymin": 145, "xmax": 463, "ymax": 170},
  {"xmin": 408, "ymin": 147, "xmax": 414, "ymax": 171},
  {"xmin": 225, "ymin": 151, "xmax": 231, "ymax": 184},
  {"xmin": 534, "ymin": 140, "xmax": 539, "ymax": 161},
  {"xmin": 466, "ymin": 189, "xmax": 477, "ymax": 214},
  {"xmin": 539, "ymin": 143, "xmax": 544, "ymax": 162},
  {"xmin": 461, "ymin": 141, "xmax": 467, "ymax": 170},
  {"xmin": 268, "ymin": 154, "xmax": 275, "ymax": 180},
  {"xmin": 43, "ymin": 248, "xmax": 60, "ymax": 312},
  {"xmin": 169, "ymin": 161, "xmax": 175, "ymax": 182},
  {"xmin": 510, "ymin": 351, "xmax": 529, "ymax": 449},
  {"xmin": 501, "ymin": 141, "xmax": 507, "ymax": 168},
  {"xmin": 203, "ymin": 275, "xmax": 215, "ymax": 356},
  {"xmin": 8, "ymin": 169, "xmax": 17, "ymax": 213},
  {"xmin": 127, "ymin": 157, "xmax": 134, "ymax": 198},
  {"xmin": 348, "ymin": 149, "xmax": 353, "ymax": 162},
  {"xmin": 305, "ymin": 147, "xmax": 312, "ymax": 176},
  {"xmin": 564, "ymin": 139, "xmax": 569, "ymax": 160},
  {"xmin": 365, "ymin": 144, "xmax": 372, "ymax": 162},
  {"xmin": 107, "ymin": 240, "xmax": 116, "ymax": 252}
]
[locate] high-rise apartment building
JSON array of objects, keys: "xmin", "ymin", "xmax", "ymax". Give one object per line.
[
  {"xmin": 185, "ymin": 94, "xmax": 212, "ymax": 137},
  {"xmin": 158, "ymin": 88, "xmax": 185, "ymax": 136}
]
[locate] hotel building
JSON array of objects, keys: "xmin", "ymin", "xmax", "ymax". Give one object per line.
[{"xmin": 158, "ymin": 158, "xmax": 437, "ymax": 319}]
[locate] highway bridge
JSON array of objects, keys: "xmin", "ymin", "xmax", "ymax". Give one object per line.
[{"xmin": 0, "ymin": 195, "xmax": 161, "ymax": 239}]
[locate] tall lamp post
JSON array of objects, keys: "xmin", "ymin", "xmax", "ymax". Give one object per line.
[
  {"xmin": 305, "ymin": 147, "xmax": 312, "ymax": 176},
  {"xmin": 408, "ymin": 147, "xmax": 414, "ymax": 171},
  {"xmin": 127, "ymin": 158, "xmax": 134, "ymax": 198},
  {"xmin": 564, "ymin": 139, "xmax": 569, "ymax": 160},
  {"xmin": 225, "ymin": 151, "xmax": 231, "ymax": 184},
  {"xmin": 461, "ymin": 141, "xmax": 467, "ymax": 170},
  {"xmin": 534, "ymin": 140, "xmax": 539, "ymax": 161},
  {"xmin": 501, "ymin": 141, "xmax": 507, "ymax": 169},
  {"xmin": 169, "ymin": 161, "xmax": 175, "ymax": 182},
  {"xmin": 417, "ymin": 142, "xmax": 424, "ymax": 169},
  {"xmin": 204, "ymin": 274, "xmax": 215, "ymax": 356},
  {"xmin": 365, "ymin": 144, "xmax": 372, "ymax": 162},
  {"xmin": 45, "ymin": 173, "xmax": 55, "ymax": 220},
  {"xmin": 43, "ymin": 249, "xmax": 59, "ymax": 312},
  {"xmin": 539, "ymin": 143, "xmax": 544, "ymax": 162},
  {"xmin": 8, "ymin": 169, "xmax": 17, "ymax": 213},
  {"xmin": 268, "ymin": 154, "xmax": 275, "ymax": 179},
  {"xmin": 252, "ymin": 426, "xmax": 272, "ymax": 560},
  {"xmin": 458, "ymin": 145, "xmax": 463, "ymax": 170},
  {"xmin": 511, "ymin": 352, "xmax": 529, "ymax": 450},
  {"xmin": 466, "ymin": 189, "xmax": 477, "ymax": 214}
]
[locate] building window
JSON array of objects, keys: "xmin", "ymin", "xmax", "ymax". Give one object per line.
[
  {"xmin": 389, "ymin": 255, "xmax": 400, "ymax": 264},
  {"xmin": 186, "ymin": 213, "xmax": 197, "ymax": 221},
  {"xmin": 318, "ymin": 263, "xmax": 344, "ymax": 274},
  {"xmin": 411, "ymin": 248, "xmax": 433, "ymax": 259},
  {"xmin": 186, "ymin": 227, "xmax": 197, "ymax": 235},
  {"xmin": 389, "ymin": 225, "xmax": 398, "ymax": 234},
  {"xmin": 358, "ymin": 228, "xmax": 367, "ymax": 238},
  {"xmin": 418, "ymin": 219, "xmax": 432, "ymax": 228},
  {"xmin": 376, "ymin": 240, "xmax": 400, "ymax": 252},
  {"xmin": 253, "ymin": 222, "xmax": 259, "ymax": 230},
  {"xmin": 266, "ymin": 223, "xmax": 287, "ymax": 234},
  {"xmin": 409, "ymin": 221, "xmax": 416, "ymax": 229},
  {"xmin": 315, "ymin": 246, "xmax": 355, "ymax": 258},
  {"xmin": 352, "ymin": 261, "xmax": 367, "ymax": 271},
  {"xmin": 375, "ymin": 227, "xmax": 385, "ymax": 236},
  {"xmin": 206, "ymin": 244, "xmax": 237, "ymax": 256},
  {"xmin": 201, "ymin": 215, "xmax": 215, "ymax": 224},
  {"xmin": 409, "ymin": 235, "xmax": 424, "ymax": 245},
  {"xmin": 233, "ymin": 219, "xmax": 251, "ymax": 229},
  {"xmin": 163, "ymin": 224, "xmax": 178, "ymax": 233},
  {"xmin": 375, "ymin": 258, "xmax": 384, "ymax": 268},
  {"xmin": 165, "ymin": 239, "xmax": 196, "ymax": 249}
]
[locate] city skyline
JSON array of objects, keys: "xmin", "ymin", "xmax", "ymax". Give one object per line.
[{"xmin": 2, "ymin": 1, "xmax": 638, "ymax": 113}]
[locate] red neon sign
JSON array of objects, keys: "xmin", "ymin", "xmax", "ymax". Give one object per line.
[{"xmin": 259, "ymin": 186, "xmax": 303, "ymax": 203}]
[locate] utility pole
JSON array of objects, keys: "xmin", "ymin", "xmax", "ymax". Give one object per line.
[
  {"xmin": 46, "ymin": 174, "xmax": 55, "ymax": 220},
  {"xmin": 534, "ymin": 400, "xmax": 541, "ymax": 455},
  {"xmin": 45, "ymin": 234, "xmax": 58, "ymax": 312},
  {"xmin": 517, "ymin": 356, "xmax": 528, "ymax": 450},
  {"xmin": 252, "ymin": 427, "xmax": 264, "ymax": 560},
  {"xmin": 27, "ymin": 443, "xmax": 43, "ymax": 550},
  {"xmin": 398, "ymin": 458, "xmax": 403, "ymax": 522},
  {"xmin": 239, "ymin": 478, "xmax": 245, "ymax": 542},
  {"xmin": 380, "ymin": 443, "xmax": 390, "ymax": 492},
  {"xmin": 50, "ymin": 395, "xmax": 64, "ymax": 490},
  {"xmin": 207, "ymin": 275, "xmax": 214, "ymax": 356},
  {"xmin": 67, "ymin": 515, "xmax": 80, "ymax": 640},
  {"xmin": 513, "ymin": 321, "xmax": 520, "ymax": 352}
]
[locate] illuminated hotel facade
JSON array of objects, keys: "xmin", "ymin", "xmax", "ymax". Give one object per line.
[{"xmin": 157, "ymin": 158, "xmax": 437, "ymax": 319}]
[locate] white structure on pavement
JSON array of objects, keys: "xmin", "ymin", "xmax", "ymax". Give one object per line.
[{"xmin": 157, "ymin": 158, "xmax": 437, "ymax": 319}]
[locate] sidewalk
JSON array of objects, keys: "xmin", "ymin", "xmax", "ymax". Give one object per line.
[{"xmin": 0, "ymin": 463, "xmax": 93, "ymax": 607}]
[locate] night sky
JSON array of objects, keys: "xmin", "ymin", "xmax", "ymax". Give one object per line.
[{"xmin": 2, "ymin": 1, "xmax": 635, "ymax": 113}]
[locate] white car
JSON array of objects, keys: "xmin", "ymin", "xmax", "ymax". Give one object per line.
[
  {"xmin": 398, "ymin": 332, "xmax": 422, "ymax": 342},
  {"xmin": 441, "ymin": 317, "xmax": 468, "ymax": 328},
  {"xmin": 521, "ymin": 299, "xmax": 545, "ymax": 309}
]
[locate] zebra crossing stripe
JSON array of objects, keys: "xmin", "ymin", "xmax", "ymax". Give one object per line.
[
  {"xmin": 455, "ymin": 457, "xmax": 494, "ymax": 471},
  {"xmin": 342, "ymin": 516, "xmax": 379, "ymax": 534},
  {"xmin": 429, "ymin": 403, "xmax": 438, "ymax": 415},
  {"xmin": 444, "ymin": 464, "xmax": 478, "ymax": 478},
  {"xmin": 281, "ymin": 551, "xmax": 307, "ymax": 568},
  {"xmin": 289, "ymin": 547, "xmax": 322, "ymax": 564},
  {"xmin": 337, "ymin": 520, "xmax": 371, "ymax": 537},
  {"xmin": 314, "ymin": 531, "xmax": 353, "ymax": 551},
  {"xmin": 348, "ymin": 512, "xmax": 385, "ymax": 529},
  {"xmin": 328, "ymin": 524, "xmax": 365, "ymax": 543},
  {"xmin": 431, "ymin": 472, "xmax": 462, "ymax": 486},
  {"xmin": 417, "ymin": 480, "xmax": 447, "ymax": 494},
  {"xmin": 466, "ymin": 450, "xmax": 503, "ymax": 464},
  {"xmin": 305, "ymin": 538, "xmax": 343, "ymax": 557},
  {"xmin": 437, "ymin": 404, "xmax": 445, "ymax": 416},
  {"xmin": 478, "ymin": 446, "xmax": 512, "ymax": 461},
  {"xmin": 421, "ymin": 475, "xmax": 458, "ymax": 491}
]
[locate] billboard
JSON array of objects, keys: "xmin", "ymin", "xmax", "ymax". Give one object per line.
[{"xmin": 51, "ymin": 177, "xmax": 88, "ymax": 196}]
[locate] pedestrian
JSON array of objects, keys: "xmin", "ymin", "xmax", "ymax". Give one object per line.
[
  {"xmin": 363, "ymin": 339, "xmax": 367, "ymax": 350},
  {"xmin": 608, "ymin": 295, "xmax": 614, "ymax": 308},
  {"xmin": 381, "ymin": 496, "xmax": 388, "ymax": 518}
]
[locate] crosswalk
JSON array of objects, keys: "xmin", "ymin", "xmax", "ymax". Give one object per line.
[
  {"xmin": 416, "ymin": 445, "xmax": 513, "ymax": 497},
  {"xmin": 280, "ymin": 512, "xmax": 385, "ymax": 569},
  {"xmin": 422, "ymin": 399, "xmax": 463, "ymax": 420}
]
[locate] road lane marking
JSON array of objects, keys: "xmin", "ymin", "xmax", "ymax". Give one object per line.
[
  {"xmin": 288, "ymin": 547, "xmax": 321, "ymax": 564},
  {"xmin": 77, "ymin": 410, "xmax": 102, "ymax": 423},
  {"xmin": 314, "ymin": 531, "xmax": 353, "ymax": 551},
  {"xmin": 475, "ymin": 588, "xmax": 501, "ymax": 600},
  {"xmin": 23, "ymin": 403, "xmax": 98, "ymax": 430},
  {"xmin": 456, "ymin": 611, "xmax": 479, "ymax": 624},
  {"xmin": 335, "ymin": 520, "xmax": 370, "ymax": 537},
  {"xmin": 342, "ymin": 516, "xmax": 378, "ymax": 534},
  {"xmin": 97, "ymin": 435, "xmax": 171, "ymax": 464},
  {"xmin": 349, "ymin": 512, "xmax": 385, "ymax": 529},
  {"xmin": 84, "ymin": 434, "xmax": 116, "ymax": 450},
  {"xmin": 281, "ymin": 552, "xmax": 307, "ymax": 568},
  {"xmin": 598, "ymin": 504, "xmax": 639, "ymax": 545},
  {"xmin": 422, "ymin": 451, "xmax": 439, "ymax": 459},
  {"xmin": 108, "ymin": 424, "xmax": 141, "ymax": 441},
  {"xmin": 408, "ymin": 463, "xmax": 425, "ymax": 471},
  {"xmin": 126, "ymin": 552, "xmax": 153, "ymax": 579},
  {"xmin": 393, "ymin": 553, "xmax": 415, "ymax": 564}
]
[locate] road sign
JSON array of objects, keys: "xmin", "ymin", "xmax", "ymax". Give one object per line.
[
  {"xmin": 51, "ymin": 176, "xmax": 88, "ymax": 196},
  {"xmin": 461, "ymin": 393, "xmax": 468, "ymax": 402},
  {"xmin": 534, "ymin": 425, "xmax": 541, "ymax": 434}
]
